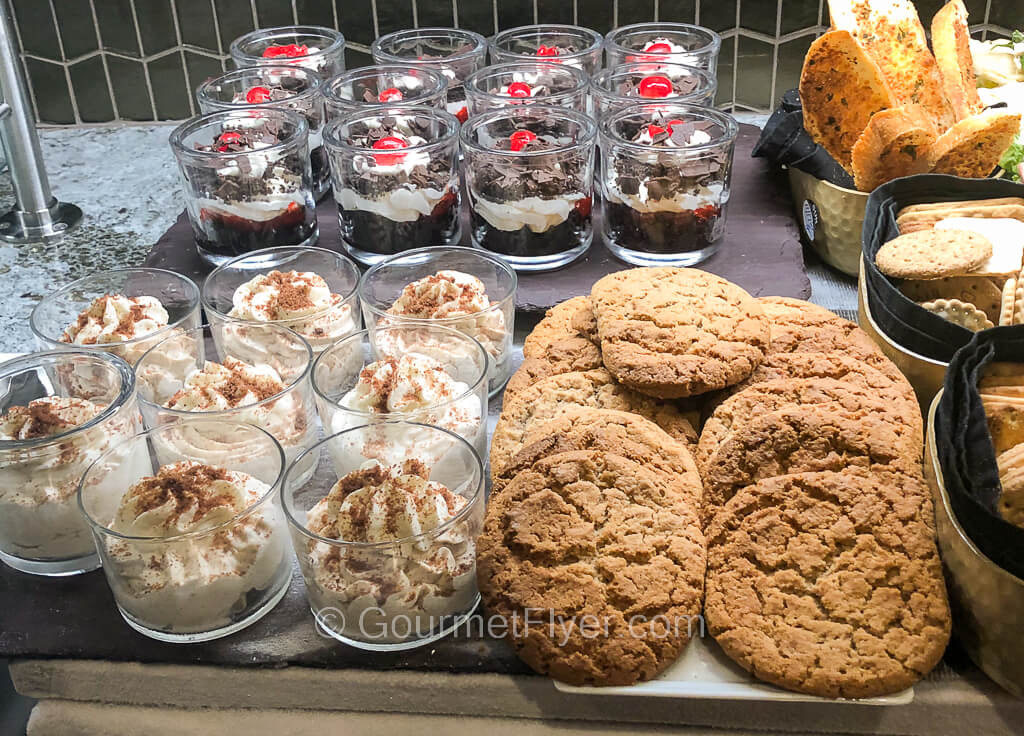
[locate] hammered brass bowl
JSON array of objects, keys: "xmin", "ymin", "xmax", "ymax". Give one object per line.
[
  {"xmin": 788, "ymin": 167, "xmax": 868, "ymax": 277},
  {"xmin": 925, "ymin": 391, "xmax": 1024, "ymax": 696}
]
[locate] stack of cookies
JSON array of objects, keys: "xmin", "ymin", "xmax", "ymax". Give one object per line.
[
  {"xmin": 981, "ymin": 364, "xmax": 1024, "ymax": 528},
  {"xmin": 477, "ymin": 267, "xmax": 952, "ymax": 698},
  {"xmin": 876, "ymin": 198, "xmax": 1024, "ymax": 330},
  {"xmin": 699, "ymin": 296, "xmax": 951, "ymax": 698}
]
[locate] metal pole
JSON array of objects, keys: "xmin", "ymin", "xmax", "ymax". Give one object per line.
[{"xmin": 0, "ymin": 0, "xmax": 81, "ymax": 242}]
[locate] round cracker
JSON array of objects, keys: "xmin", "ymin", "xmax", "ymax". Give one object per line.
[{"xmin": 875, "ymin": 229, "xmax": 992, "ymax": 279}]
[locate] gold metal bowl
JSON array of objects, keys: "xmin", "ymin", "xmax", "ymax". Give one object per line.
[
  {"xmin": 925, "ymin": 391, "xmax": 1024, "ymax": 697},
  {"xmin": 787, "ymin": 167, "xmax": 868, "ymax": 277}
]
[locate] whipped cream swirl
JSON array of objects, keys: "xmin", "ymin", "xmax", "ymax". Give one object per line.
[
  {"xmin": 228, "ymin": 270, "xmax": 356, "ymax": 351},
  {"xmin": 61, "ymin": 294, "xmax": 169, "ymax": 346}
]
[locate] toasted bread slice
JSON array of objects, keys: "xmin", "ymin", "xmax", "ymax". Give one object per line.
[
  {"xmin": 799, "ymin": 30, "xmax": 897, "ymax": 170},
  {"xmin": 850, "ymin": 106, "xmax": 937, "ymax": 191},
  {"xmin": 829, "ymin": 0, "xmax": 954, "ymax": 130},
  {"xmin": 926, "ymin": 109, "xmax": 1023, "ymax": 178},
  {"xmin": 931, "ymin": 0, "xmax": 984, "ymax": 121}
]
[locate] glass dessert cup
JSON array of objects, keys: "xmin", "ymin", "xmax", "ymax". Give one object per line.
[
  {"xmin": 604, "ymin": 23, "xmax": 722, "ymax": 75},
  {"xmin": 600, "ymin": 103, "xmax": 738, "ymax": 267},
  {"xmin": 0, "ymin": 351, "xmax": 141, "ymax": 576},
  {"xmin": 30, "ymin": 268, "xmax": 202, "ymax": 369},
  {"xmin": 283, "ymin": 421, "xmax": 484, "ymax": 651},
  {"xmin": 170, "ymin": 108, "xmax": 317, "ymax": 265},
  {"xmin": 79, "ymin": 420, "xmax": 292, "ymax": 642},
  {"xmin": 229, "ymin": 25, "xmax": 345, "ymax": 79},
  {"xmin": 370, "ymin": 28, "xmax": 488, "ymax": 123},
  {"xmin": 462, "ymin": 106, "xmax": 596, "ymax": 272},
  {"xmin": 134, "ymin": 322, "xmax": 317, "ymax": 476},
  {"xmin": 464, "ymin": 62, "xmax": 589, "ymax": 115},
  {"xmin": 196, "ymin": 66, "xmax": 330, "ymax": 201},
  {"xmin": 202, "ymin": 245, "xmax": 361, "ymax": 355},
  {"xmin": 358, "ymin": 247, "xmax": 516, "ymax": 396},
  {"xmin": 324, "ymin": 106, "xmax": 461, "ymax": 266},
  {"xmin": 323, "ymin": 66, "xmax": 448, "ymax": 121},
  {"xmin": 311, "ymin": 325, "xmax": 489, "ymax": 468},
  {"xmin": 590, "ymin": 62, "xmax": 717, "ymax": 121},
  {"xmin": 489, "ymin": 24, "xmax": 604, "ymax": 76}
]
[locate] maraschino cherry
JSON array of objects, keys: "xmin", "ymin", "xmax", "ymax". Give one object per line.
[
  {"xmin": 637, "ymin": 75, "xmax": 672, "ymax": 99},
  {"xmin": 216, "ymin": 131, "xmax": 242, "ymax": 151},
  {"xmin": 262, "ymin": 43, "xmax": 309, "ymax": 58},
  {"xmin": 506, "ymin": 82, "xmax": 532, "ymax": 98},
  {"xmin": 644, "ymin": 42, "xmax": 673, "ymax": 53},
  {"xmin": 536, "ymin": 45, "xmax": 559, "ymax": 57},
  {"xmin": 510, "ymin": 130, "xmax": 537, "ymax": 152},
  {"xmin": 372, "ymin": 135, "xmax": 408, "ymax": 166},
  {"xmin": 378, "ymin": 87, "xmax": 404, "ymax": 102},
  {"xmin": 245, "ymin": 86, "xmax": 271, "ymax": 104}
]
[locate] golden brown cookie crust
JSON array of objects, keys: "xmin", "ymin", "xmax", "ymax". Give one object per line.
[
  {"xmin": 504, "ymin": 337, "xmax": 604, "ymax": 405},
  {"xmin": 491, "ymin": 369, "xmax": 697, "ymax": 476},
  {"xmin": 759, "ymin": 297, "xmax": 891, "ymax": 365},
  {"xmin": 591, "ymin": 268, "xmax": 769, "ymax": 399},
  {"xmin": 704, "ymin": 467, "xmax": 951, "ymax": 699},
  {"xmin": 697, "ymin": 377, "xmax": 923, "ymax": 472},
  {"xmin": 496, "ymin": 408, "xmax": 703, "ymax": 505},
  {"xmin": 477, "ymin": 450, "xmax": 706, "ymax": 686},
  {"xmin": 523, "ymin": 296, "xmax": 598, "ymax": 359},
  {"xmin": 701, "ymin": 403, "xmax": 922, "ymax": 520}
]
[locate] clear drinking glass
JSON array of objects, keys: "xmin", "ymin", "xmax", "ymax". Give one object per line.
[
  {"xmin": 590, "ymin": 62, "xmax": 717, "ymax": 120},
  {"xmin": 464, "ymin": 62, "xmax": 589, "ymax": 115},
  {"xmin": 196, "ymin": 65, "xmax": 330, "ymax": 201},
  {"xmin": 358, "ymin": 246, "xmax": 517, "ymax": 395},
  {"xmin": 371, "ymin": 28, "xmax": 488, "ymax": 123},
  {"xmin": 0, "ymin": 351, "xmax": 141, "ymax": 576},
  {"xmin": 169, "ymin": 108, "xmax": 317, "ymax": 265},
  {"xmin": 462, "ymin": 106, "xmax": 596, "ymax": 271},
  {"xmin": 324, "ymin": 106, "xmax": 461, "ymax": 266},
  {"xmin": 323, "ymin": 66, "xmax": 448, "ymax": 121},
  {"xmin": 230, "ymin": 25, "xmax": 346, "ymax": 79},
  {"xmin": 283, "ymin": 421, "xmax": 484, "ymax": 650},
  {"xmin": 489, "ymin": 24, "xmax": 604, "ymax": 75},
  {"xmin": 604, "ymin": 23, "xmax": 722, "ymax": 75},
  {"xmin": 311, "ymin": 325, "xmax": 489, "ymax": 465},
  {"xmin": 600, "ymin": 103, "xmax": 738, "ymax": 266},
  {"xmin": 79, "ymin": 420, "xmax": 292, "ymax": 642},
  {"xmin": 30, "ymin": 268, "xmax": 202, "ymax": 368},
  {"xmin": 134, "ymin": 322, "xmax": 317, "ymax": 470},
  {"xmin": 202, "ymin": 245, "xmax": 361, "ymax": 355}
]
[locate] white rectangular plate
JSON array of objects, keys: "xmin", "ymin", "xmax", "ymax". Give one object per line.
[{"xmin": 553, "ymin": 635, "xmax": 914, "ymax": 705}]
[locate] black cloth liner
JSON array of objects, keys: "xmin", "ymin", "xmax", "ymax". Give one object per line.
[
  {"xmin": 937, "ymin": 328, "xmax": 1024, "ymax": 579},
  {"xmin": 863, "ymin": 174, "xmax": 1024, "ymax": 363},
  {"xmin": 752, "ymin": 89, "xmax": 856, "ymax": 190}
]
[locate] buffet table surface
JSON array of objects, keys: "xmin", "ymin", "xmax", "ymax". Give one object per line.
[{"xmin": 5, "ymin": 120, "xmax": 1016, "ymax": 735}]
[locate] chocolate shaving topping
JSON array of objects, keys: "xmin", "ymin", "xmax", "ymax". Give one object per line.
[{"xmin": 129, "ymin": 463, "xmax": 235, "ymax": 522}]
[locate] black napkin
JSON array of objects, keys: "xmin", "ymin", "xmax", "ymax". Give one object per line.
[
  {"xmin": 752, "ymin": 89, "xmax": 856, "ymax": 189},
  {"xmin": 937, "ymin": 328, "xmax": 1024, "ymax": 578},
  {"xmin": 862, "ymin": 174, "xmax": 1024, "ymax": 363}
]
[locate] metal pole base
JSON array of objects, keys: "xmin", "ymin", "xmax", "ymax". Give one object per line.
[{"xmin": 0, "ymin": 198, "xmax": 82, "ymax": 243}]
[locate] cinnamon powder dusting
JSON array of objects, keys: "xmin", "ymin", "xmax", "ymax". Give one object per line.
[
  {"xmin": 256, "ymin": 271, "xmax": 317, "ymax": 316},
  {"xmin": 392, "ymin": 273, "xmax": 484, "ymax": 317},
  {"xmin": 166, "ymin": 361, "xmax": 284, "ymax": 409},
  {"xmin": 130, "ymin": 463, "xmax": 234, "ymax": 523}
]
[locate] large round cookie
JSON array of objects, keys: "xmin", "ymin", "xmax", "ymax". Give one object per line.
[
  {"xmin": 505, "ymin": 338, "xmax": 604, "ymax": 405},
  {"xmin": 701, "ymin": 403, "xmax": 921, "ymax": 519},
  {"xmin": 727, "ymin": 351, "xmax": 912, "ymax": 404},
  {"xmin": 478, "ymin": 450, "xmax": 706, "ymax": 686},
  {"xmin": 704, "ymin": 467, "xmax": 951, "ymax": 699},
  {"xmin": 759, "ymin": 297, "xmax": 892, "ymax": 366},
  {"xmin": 697, "ymin": 378, "xmax": 923, "ymax": 471},
  {"xmin": 495, "ymin": 408, "xmax": 704, "ymax": 505},
  {"xmin": 591, "ymin": 268, "xmax": 769, "ymax": 398},
  {"xmin": 523, "ymin": 296, "xmax": 598, "ymax": 359},
  {"xmin": 491, "ymin": 369, "xmax": 697, "ymax": 475}
]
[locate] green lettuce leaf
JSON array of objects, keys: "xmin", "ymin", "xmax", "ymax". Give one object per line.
[{"xmin": 999, "ymin": 136, "xmax": 1024, "ymax": 181}]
